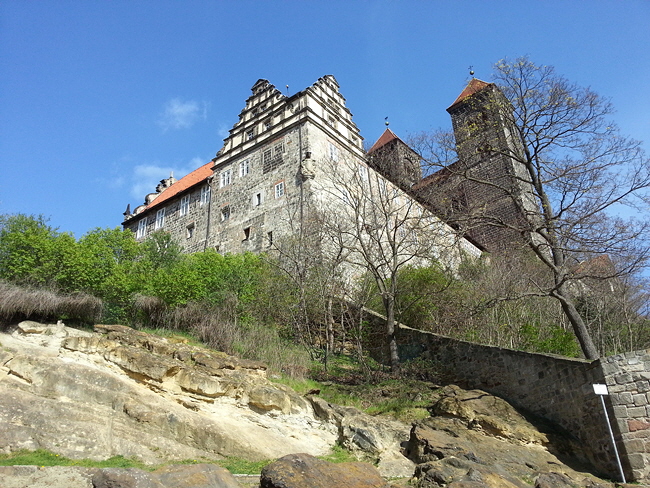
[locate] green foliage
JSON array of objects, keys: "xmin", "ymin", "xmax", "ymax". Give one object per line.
[
  {"xmin": 0, "ymin": 214, "xmax": 62, "ymax": 286},
  {"xmin": 318, "ymin": 445, "xmax": 357, "ymax": 464},
  {"xmin": 0, "ymin": 449, "xmax": 149, "ymax": 470},
  {"xmin": 215, "ymin": 457, "xmax": 271, "ymax": 474},
  {"xmin": 519, "ymin": 323, "xmax": 581, "ymax": 357}
]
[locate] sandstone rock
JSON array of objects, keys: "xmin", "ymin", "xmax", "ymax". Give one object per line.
[
  {"xmin": 260, "ymin": 453, "xmax": 390, "ymax": 488},
  {"xmin": 0, "ymin": 465, "xmax": 97, "ymax": 488},
  {"xmin": 408, "ymin": 391, "xmax": 617, "ymax": 488},
  {"xmin": 0, "ymin": 322, "xmax": 337, "ymax": 463},
  {"xmin": 92, "ymin": 464, "xmax": 243, "ymax": 488},
  {"xmin": 306, "ymin": 395, "xmax": 414, "ymax": 477}
]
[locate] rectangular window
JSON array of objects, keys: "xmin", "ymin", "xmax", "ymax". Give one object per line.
[
  {"xmin": 358, "ymin": 164, "xmax": 368, "ymax": 182},
  {"xmin": 328, "ymin": 142, "xmax": 339, "ymax": 161},
  {"xmin": 186, "ymin": 223, "xmax": 195, "ymax": 239},
  {"xmin": 221, "ymin": 205, "xmax": 230, "ymax": 221},
  {"xmin": 378, "ymin": 178, "xmax": 387, "ymax": 196},
  {"xmin": 200, "ymin": 185, "xmax": 211, "ymax": 205},
  {"xmin": 243, "ymin": 227, "xmax": 251, "ymax": 241},
  {"xmin": 264, "ymin": 120, "xmax": 271, "ymax": 131},
  {"xmin": 263, "ymin": 149, "xmax": 272, "ymax": 165},
  {"xmin": 274, "ymin": 142, "xmax": 284, "ymax": 156},
  {"xmin": 239, "ymin": 159, "xmax": 250, "ymax": 177},
  {"xmin": 267, "ymin": 231, "xmax": 273, "ymax": 247},
  {"xmin": 136, "ymin": 219, "xmax": 147, "ymax": 239},
  {"xmin": 246, "ymin": 129, "xmax": 254, "ymax": 140},
  {"xmin": 155, "ymin": 208, "xmax": 165, "ymax": 230},
  {"xmin": 180, "ymin": 195, "xmax": 190, "ymax": 216},
  {"xmin": 220, "ymin": 169, "xmax": 232, "ymax": 188},
  {"xmin": 274, "ymin": 181, "xmax": 285, "ymax": 199},
  {"xmin": 254, "ymin": 192, "xmax": 262, "ymax": 206}
]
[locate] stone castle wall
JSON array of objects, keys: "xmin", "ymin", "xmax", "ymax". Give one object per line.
[{"xmin": 366, "ymin": 320, "xmax": 650, "ymax": 481}]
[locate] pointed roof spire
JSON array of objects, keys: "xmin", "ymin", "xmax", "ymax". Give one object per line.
[
  {"xmin": 367, "ymin": 128, "xmax": 400, "ymax": 154},
  {"xmin": 448, "ymin": 78, "xmax": 491, "ymax": 110}
]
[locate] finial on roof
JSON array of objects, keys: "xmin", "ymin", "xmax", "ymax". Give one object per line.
[
  {"xmin": 469, "ymin": 65, "xmax": 475, "ymax": 76},
  {"xmin": 385, "ymin": 117, "xmax": 389, "ymax": 127},
  {"xmin": 286, "ymin": 85, "xmax": 289, "ymax": 95}
]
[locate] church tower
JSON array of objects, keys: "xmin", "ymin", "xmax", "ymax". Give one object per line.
[{"xmin": 442, "ymin": 78, "xmax": 537, "ymax": 252}]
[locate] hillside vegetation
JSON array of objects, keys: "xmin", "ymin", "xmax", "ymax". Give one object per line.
[{"xmin": 1, "ymin": 213, "xmax": 649, "ymax": 379}]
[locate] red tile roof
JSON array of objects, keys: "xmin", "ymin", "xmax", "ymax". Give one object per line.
[
  {"xmin": 146, "ymin": 161, "xmax": 214, "ymax": 211},
  {"xmin": 367, "ymin": 128, "xmax": 401, "ymax": 154},
  {"xmin": 448, "ymin": 78, "xmax": 491, "ymax": 110}
]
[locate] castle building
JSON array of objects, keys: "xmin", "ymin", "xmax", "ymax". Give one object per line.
[{"xmin": 122, "ymin": 75, "xmax": 532, "ymax": 265}]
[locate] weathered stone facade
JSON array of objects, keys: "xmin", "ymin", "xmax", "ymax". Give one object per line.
[{"xmin": 123, "ymin": 76, "xmax": 482, "ymax": 267}]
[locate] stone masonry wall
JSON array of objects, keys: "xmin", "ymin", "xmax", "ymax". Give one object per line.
[
  {"xmin": 367, "ymin": 322, "xmax": 650, "ymax": 481},
  {"xmin": 600, "ymin": 350, "xmax": 650, "ymax": 480}
]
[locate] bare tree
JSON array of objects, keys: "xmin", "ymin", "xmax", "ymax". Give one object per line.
[
  {"xmin": 413, "ymin": 57, "xmax": 650, "ymax": 359},
  {"xmin": 314, "ymin": 153, "xmax": 473, "ymax": 371}
]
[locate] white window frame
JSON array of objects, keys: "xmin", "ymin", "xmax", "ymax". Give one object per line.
[
  {"xmin": 155, "ymin": 208, "xmax": 165, "ymax": 230},
  {"xmin": 220, "ymin": 169, "xmax": 232, "ymax": 188},
  {"xmin": 239, "ymin": 159, "xmax": 250, "ymax": 177},
  {"xmin": 136, "ymin": 219, "xmax": 147, "ymax": 239},
  {"xmin": 180, "ymin": 195, "xmax": 190, "ymax": 216},
  {"xmin": 358, "ymin": 164, "xmax": 368, "ymax": 182},
  {"xmin": 200, "ymin": 185, "xmax": 211, "ymax": 205},
  {"xmin": 274, "ymin": 181, "xmax": 285, "ymax": 199},
  {"xmin": 220, "ymin": 205, "xmax": 231, "ymax": 221},
  {"xmin": 328, "ymin": 142, "xmax": 339, "ymax": 162}
]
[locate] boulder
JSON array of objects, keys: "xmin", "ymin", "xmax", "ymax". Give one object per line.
[
  {"xmin": 407, "ymin": 386, "xmax": 616, "ymax": 488},
  {"xmin": 0, "ymin": 464, "xmax": 243, "ymax": 488},
  {"xmin": 260, "ymin": 453, "xmax": 390, "ymax": 488},
  {"xmin": 92, "ymin": 464, "xmax": 242, "ymax": 488}
]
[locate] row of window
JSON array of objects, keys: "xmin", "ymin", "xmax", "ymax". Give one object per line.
[
  {"xmin": 219, "ymin": 143, "xmax": 285, "ymax": 189},
  {"xmin": 135, "ymin": 182, "xmax": 285, "ymax": 239}
]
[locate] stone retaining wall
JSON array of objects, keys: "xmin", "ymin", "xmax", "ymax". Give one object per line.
[{"xmin": 369, "ymin": 322, "xmax": 650, "ymax": 481}]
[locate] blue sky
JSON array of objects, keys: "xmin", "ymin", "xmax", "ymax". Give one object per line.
[{"xmin": 1, "ymin": 1, "xmax": 649, "ymax": 238}]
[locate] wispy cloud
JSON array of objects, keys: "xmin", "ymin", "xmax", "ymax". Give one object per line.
[
  {"xmin": 129, "ymin": 159, "xmax": 206, "ymax": 201},
  {"xmin": 217, "ymin": 123, "xmax": 230, "ymax": 139},
  {"xmin": 157, "ymin": 98, "xmax": 208, "ymax": 131}
]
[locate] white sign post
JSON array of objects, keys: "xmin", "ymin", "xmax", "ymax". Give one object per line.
[{"xmin": 593, "ymin": 383, "xmax": 626, "ymax": 483}]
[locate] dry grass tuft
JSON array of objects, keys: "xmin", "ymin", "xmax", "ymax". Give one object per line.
[{"xmin": 0, "ymin": 281, "xmax": 102, "ymax": 329}]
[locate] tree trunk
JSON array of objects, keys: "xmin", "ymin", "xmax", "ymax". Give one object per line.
[
  {"xmin": 555, "ymin": 284, "xmax": 600, "ymax": 360},
  {"xmin": 384, "ymin": 295, "xmax": 400, "ymax": 372}
]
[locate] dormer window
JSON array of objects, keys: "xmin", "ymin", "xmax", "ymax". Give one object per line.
[
  {"xmin": 264, "ymin": 119, "xmax": 272, "ymax": 131},
  {"xmin": 246, "ymin": 130, "xmax": 254, "ymax": 141}
]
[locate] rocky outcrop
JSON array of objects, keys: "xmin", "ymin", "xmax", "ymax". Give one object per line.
[
  {"xmin": 0, "ymin": 321, "xmax": 336, "ymax": 463},
  {"xmin": 308, "ymin": 396, "xmax": 415, "ymax": 477},
  {"xmin": 406, "ymin": 385, "xmax": 614, "ymax": 488},
  {"xmin": 260, "ymin": 453, "xmax": 392, "ymax": 488},
  {"xmin": 0, "ymin": 464, "xmax": 244, "ymax": 488}
]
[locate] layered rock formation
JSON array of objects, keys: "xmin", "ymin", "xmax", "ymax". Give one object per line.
[{"xmin": 0, "ymin": 321, "xmax": 411, "ymax": 474}]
